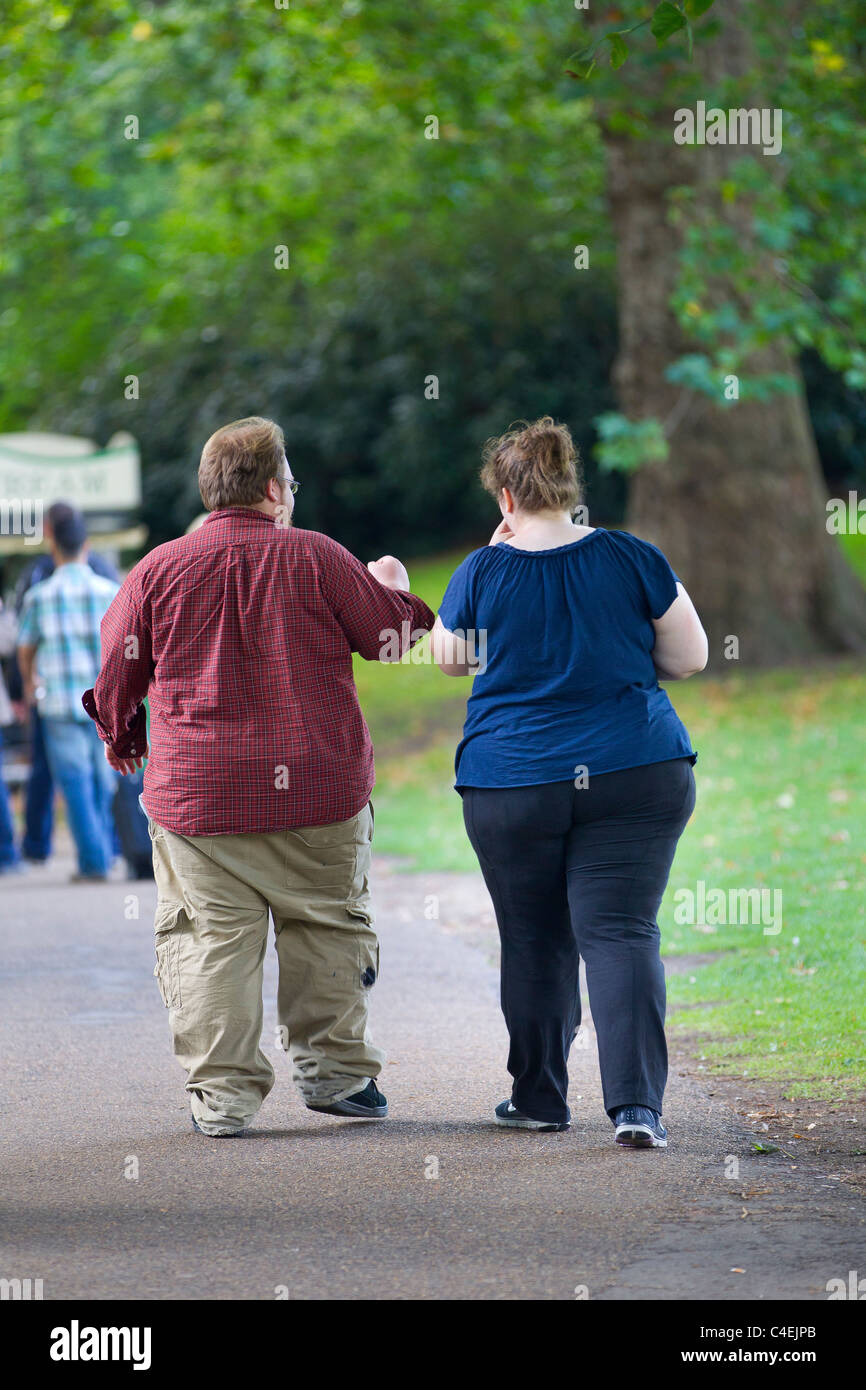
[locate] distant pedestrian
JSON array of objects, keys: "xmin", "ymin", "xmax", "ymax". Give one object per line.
[
  {"xmin": 16, "ymin": 507, "xmax": 120, "ymax": 881},
  {"xmin": 0, "ymin": 596, "xmax": 23, "ymax": 875},
  {"xmin": 10, "ymin": 501, "xmax": 119, "ymax": 864},
  {"xmin": 84, "ymin": 417, "xmax": 434, "ymax": 1137}
]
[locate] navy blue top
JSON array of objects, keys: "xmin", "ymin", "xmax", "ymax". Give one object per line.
[{"xmin": 438, "ymin": 528, "xmax": 696, "ymax": 790}]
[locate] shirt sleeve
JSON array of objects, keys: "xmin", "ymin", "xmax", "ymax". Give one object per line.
[
  {"xmin": 438, "ymin": 555, "xmax": 475, "ymax": 633},
  {"xmin": 81, "ymin": 569, "xmax": 152, "ymax": 757},
  {"xmin": 635, "ymin": 538, "xmax": 681, "ymax": 619},
  {"xmin": 16, "ymin": 589, "xmax": 38, "ymax": 646},
  {"xmin": 0, "ymin": 601, "xmax": 17, "ymax": 658},
  {"xmin": 316, "ymin": 535, "xmax": 436, "ymax": 661}
]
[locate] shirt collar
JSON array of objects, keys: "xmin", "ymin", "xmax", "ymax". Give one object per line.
[{"xmin": 204, "ymin": 508, "xmax": 277, "ymax": 526}]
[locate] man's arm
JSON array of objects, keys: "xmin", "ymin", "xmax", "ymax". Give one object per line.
[
  {"xmin": 82, "ymin": 573, "xmax": 153, "ymax": 765},
  {"xmin": 16, "ymin": 643, "xmax": 37, "ymax": 703},
  {"xmin": 319, "ymin": 539, "xmax": 435, "ymax": 662},
  {"xmin": 15, "ymin": 589, "xmax": 40, "ymax": 704}
]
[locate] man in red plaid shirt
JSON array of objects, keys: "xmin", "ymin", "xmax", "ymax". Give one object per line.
[{"xmin": 83, "ymin": 416, "xmax": 434, "ymax": 1136}]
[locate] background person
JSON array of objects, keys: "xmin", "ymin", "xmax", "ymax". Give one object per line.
[
  {"xmin": 0, "ymin": 595, "xmax": 22, "ymax": 875},
  {"xmin": 16, "ymin": 507, "xmax": 121, "ymax": 881},
  {"xmin": 83, "ymin": 416, "xmax": 435, "ymax": 1138},
  {"xmin": 432, "ymin": 417, "xmax": 708, "ymax": 1147},
  {"xmin": 10, "ymin": 501, "xmax": 120, "ymax": 865}
]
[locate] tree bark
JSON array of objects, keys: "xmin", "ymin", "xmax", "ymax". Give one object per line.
[{"xmin": 601, "ymin": 5, "xmax": 866, "ymax": 668}]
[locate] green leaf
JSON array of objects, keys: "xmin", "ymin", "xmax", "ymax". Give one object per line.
[
  {"xmin": 751, "ymin": 1142, "xmax": 779, "ymax": 1154},
  {"xmin": 651, "ymin": 1, "xmax": 688, "ymax": 44},
  {"xmin": 664, "ymin": 353, "xmax": 716, "ymax": 394},
  {"xmin": 565, "ymin": 43, "xmax": 598, "ymax": 79},
  {"xmin": 608, "ymin": 34, "xmax": 628, "ymax": 70},
  {"xmin": 594, "ymin": 413, "xmax": 669, "ymax": 473},
  {"xmin": 684, "ymin": 0, "xmax": 715, "ymax": 16},
  {"xmin": 565, "ymin": 56, "xmax": 596, "ymax": 80}
]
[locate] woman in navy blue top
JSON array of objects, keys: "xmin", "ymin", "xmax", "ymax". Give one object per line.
[{"xmin": 432, "ymin": 417, "xmax": 707, "ymax": 1147}]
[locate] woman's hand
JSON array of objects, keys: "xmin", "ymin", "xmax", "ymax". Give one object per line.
[{"xmin": 489, "ymin": 517, "xmax": 514, "ymax": 546}]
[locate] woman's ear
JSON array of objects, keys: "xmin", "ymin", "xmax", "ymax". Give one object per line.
[{"xmin": 500, "ymin": 487, "xmax": 513, "ymax": 516}]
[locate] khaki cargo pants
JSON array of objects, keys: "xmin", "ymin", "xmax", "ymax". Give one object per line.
[{"xmin": 148, "ymin": 803, "xmax": 383, "ymax": 1135}]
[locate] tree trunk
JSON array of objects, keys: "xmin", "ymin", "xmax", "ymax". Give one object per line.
[{"xmin": 601, "ymin": 5, "xmax": 866, "ymax": 668}]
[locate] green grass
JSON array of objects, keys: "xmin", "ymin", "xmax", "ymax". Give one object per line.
[
  {"xmin": 358, "ymin": 551, "xmax": 866, "ymax": 1097},
  {"xmin": 840, "ymin": 529, "xmax": 866, "ymax": 583},
  {"xmin": 660, "ymin": 663, "xmax": 865, "ymax": 1098},
  {"xmin": 352, "ymin": 550, "xmax": 469, "ymax": 752}
]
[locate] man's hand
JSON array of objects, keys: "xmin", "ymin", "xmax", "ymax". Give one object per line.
[
  {"xmin": 489, "ymin": 518, "xmax": 515, "ymax": 546},
  {"xmin": 105, "ymin": 743, "xmax": 148, "ymax": 776},
  {"xmin": 367, "ymin": 555, "xmax": 410, "ymax": 591}
]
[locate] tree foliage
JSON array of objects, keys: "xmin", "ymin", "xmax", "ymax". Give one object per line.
[{"xmin": 0, "ymin": 0, "xmax": 863, "ymax": 552}]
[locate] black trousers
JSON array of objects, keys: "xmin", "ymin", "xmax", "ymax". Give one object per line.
[{"xmin": 462, "ymin": 757, "xmax": 696, "ymax": 1124}]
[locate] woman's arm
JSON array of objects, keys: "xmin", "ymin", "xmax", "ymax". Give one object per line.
[
  {"xmin": 430, "ymin": 614, "xmax": 480, "ymax": 677},
  {"xmin": 651, "ymin": 583, "xmax": 708, "ymax": 680}
]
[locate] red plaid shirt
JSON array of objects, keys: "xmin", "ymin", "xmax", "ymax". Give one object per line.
[{"xmin": 82, "ymin": 508, "xmax": 435, "ymax": 835}]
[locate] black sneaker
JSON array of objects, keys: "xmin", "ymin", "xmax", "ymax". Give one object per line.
[
  {"xmin": 494, "ymin": 1100, "xmax": 570, "ymax": 1132},
  {"xmin": 306, "ymin": 1079, "xmax": 388, "ymax": 1119},
  {"xmin": 614, "ymin": 1105, "xmax": 667, "ymax": 1148}
]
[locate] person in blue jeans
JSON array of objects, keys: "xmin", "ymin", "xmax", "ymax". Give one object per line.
[
  {"xmin": 16, "ymin": 508, "xmax": 120, "ymax": 881},
  {"xmin": 432, "ymin": 417, "xmax": 708, "ymax": 1149},
  {"xmin": 10, "ymin": 502, "xmax": 119, "ymax": 863},
  {"xmin": 20, "ymin": 706, "xmax": 53, "ymax": 862},
  {"xmin": 0, "ymin": 728, "xmax": 20, "ymax": 873},
  {"xmin": 0, "ymin": 595, "xmax": 22, "ymax": 873}
]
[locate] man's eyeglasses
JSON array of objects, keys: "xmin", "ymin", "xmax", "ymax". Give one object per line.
[{"xmin": 280, "ymin": 476, "xmax": 300, "ymax": 496}]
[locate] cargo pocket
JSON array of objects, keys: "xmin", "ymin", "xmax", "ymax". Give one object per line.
[
  {"xmin": 347, "ymin": 901, "xmax": 380, "ymax": 991},
  {"xmin": 286, "ymin": 807, "xmax": 369, "ymax": 890},
  {"xmin": 153, "ymin": 901, "xmax": 185, "ymax": 1010}
]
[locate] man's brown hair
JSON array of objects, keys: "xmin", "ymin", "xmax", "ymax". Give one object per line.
[
  {"xmin": 480, "ymin": 416, "xmax": 581, "ymax": 514},
  {"xmin": 198, "ymin": 416, "xmax": 285, "ymax": 511}
]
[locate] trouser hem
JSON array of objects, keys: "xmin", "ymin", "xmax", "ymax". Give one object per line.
[
  {"xmin": 606, "ymin": 1098, "xmax": 664, "ymax": 1122},
  {"xmin": 511, "ymin": 1091, "xmax": 572, "ymax": 1125},
  {"xmin": 298, "ymin": 1074, "xmax": 374, "ymax": 1106}
]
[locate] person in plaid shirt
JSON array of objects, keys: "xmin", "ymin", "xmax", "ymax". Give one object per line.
[
  {"xmin": 17, "ymin": 508, "xmax": 120, "ymax": 881},
  {"xmin": 83, "ymin": 416, "xmax": 435, "ymax": 1137}
]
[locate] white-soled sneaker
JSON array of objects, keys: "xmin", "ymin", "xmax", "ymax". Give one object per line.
[
  {"xmin": 494, "ymin": 1100, "xmax": 570, "ymax": 1132},
  {"xmin": 614, "ymin": 1105, "xmax": 667, "ymax": 1148}
]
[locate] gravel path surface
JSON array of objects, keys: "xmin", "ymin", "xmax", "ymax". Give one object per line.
[{"xmin": 1, "ymin": 852, "xmax": 862, "ymax": 1300}]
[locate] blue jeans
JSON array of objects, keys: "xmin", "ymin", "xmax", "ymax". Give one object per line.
[
  {"xmin": 22, "ymin": 706, "xmax": 54, "ymax": 860},
  {"xmin": 0, "ymin": 728, "xmax": 20, "ymax": 869},
  {"xmin": 41, "ymin": 717, "xmax": 119, "ymax": 876}
]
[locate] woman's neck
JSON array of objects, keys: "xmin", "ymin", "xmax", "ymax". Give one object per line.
[{"xmin": 503, "ymin": 512, "xmax": 595, "ymax": 551}]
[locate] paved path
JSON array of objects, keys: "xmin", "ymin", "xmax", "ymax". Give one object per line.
[{"xmin": 1, "ymin": 853, "xmax": 862, "ymax": 1300}]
